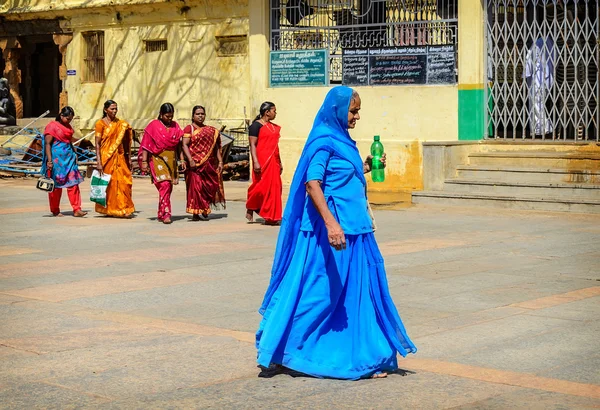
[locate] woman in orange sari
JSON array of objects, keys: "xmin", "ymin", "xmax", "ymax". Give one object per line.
[
  {"xmin": 94, "ymin": 99, "xmax": 135, "ymax": 218},
  {"xmin": 246, "ymin": 102, "xmax": 283, "ymax": 225},
  {"xmin": 182, "ymin": 105, "xmax": 226, "ymax": 221}
]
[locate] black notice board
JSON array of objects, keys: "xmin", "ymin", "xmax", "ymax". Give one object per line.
[
  {"xmin": 342, "ymin": 49, "xmax": 369, "ymax": 86},
  {"xmin": 342, "ymin": 45, "xmax": 456, "ymax": 86},
  {"xmin": 426, "ymin": 45, "xmax": 456, "ymax": 84}
]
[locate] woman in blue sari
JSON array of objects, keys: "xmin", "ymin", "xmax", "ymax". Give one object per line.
[
  {"xmin": 42, "ymin": 106, "xmax": 86, "ymax": 217},
  {"xmin": 256, "ymin": 86, "xmax": 416, "ymax": 380}
]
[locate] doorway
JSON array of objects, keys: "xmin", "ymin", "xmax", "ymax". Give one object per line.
[{"xmin": 19, "ymin": 37, "xmax": 61, "ymax": 118}]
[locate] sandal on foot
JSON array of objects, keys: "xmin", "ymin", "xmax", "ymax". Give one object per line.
[{"xmin": 192, "ymin": 214, "xmax": 201, "ymax": 221}]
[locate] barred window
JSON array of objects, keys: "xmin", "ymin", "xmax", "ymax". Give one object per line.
[
  {"xmin": 82, "ymin": 31, "xmax": 105, "ymax": 83},
  {"xmin": 270, "ymin": 0, "xmax": 458, "ymax": 83},
  {"xmin": 145, "ymin": 39, "xmax": 168, "ymax": 53}
]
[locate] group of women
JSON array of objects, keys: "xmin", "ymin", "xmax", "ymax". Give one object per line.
[
  {"xmin": 42, "ymin": 101, "xmax": 228, "ymax": 223},
  {"xmin": 42, "ymin": 86, "xmax": 416, "ymax": 380}
]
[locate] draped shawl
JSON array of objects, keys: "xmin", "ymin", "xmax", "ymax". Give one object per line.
[{"xmin": 259, "ymin": 86, "xmax": 365, "ymax": 314}]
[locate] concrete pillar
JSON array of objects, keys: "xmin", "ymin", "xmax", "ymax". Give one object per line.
[
  {"xmin": 0, "ymin": 37, "xmax": 23, "ymax": 119},
  {"xmin": 457, "ymin": 0, "xmax": 485, "ymax": 140},
  {"xmin": 53, "ymin": 34, "xmax": 73, "ymax": 110},
  {"xmin": 248, "ymin": 0, "xmax": 269, "ymax": 117}
]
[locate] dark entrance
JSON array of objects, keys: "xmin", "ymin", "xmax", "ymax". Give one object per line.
[{"xmin": 19, "ymin": 36, "xmax": 62, "ymax": 118}]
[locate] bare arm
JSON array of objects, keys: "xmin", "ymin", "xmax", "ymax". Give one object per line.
[
  {"xmin": 44, "ymin": 134, "xmax": 54, "ymax": 173},
  {"xmin": 182, "ymin": 137, "xmax": 195, "ymax": 168},
  {"xmin": 249, "ymin": 136, "xmax": 260, "ymax": 173},
  {"xmin": 178, "ymin": 142, "xmax": 186, "ymax": 172},
  {"xmin": 216, "ymin": 136, "xmax": 223, "ymax": 174},
  {"xmin": 306, "ymin": 180, "xmax": 346, "ymax": 251},
  {"xmin": 94, "ymin": 135, "xmax": 103, "ymax": 174}
]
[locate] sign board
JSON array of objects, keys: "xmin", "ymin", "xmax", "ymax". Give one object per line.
[
  {"xmin": 270, "ymin": 49, "xmax": 329, "ymax": 87},
  {"xmin": 342, "ymin": 45, "xmax": 456, "ymax": 86},
  {"xmin": 66, "ymin": 70, "xmax": 77, "ymax": 76}
]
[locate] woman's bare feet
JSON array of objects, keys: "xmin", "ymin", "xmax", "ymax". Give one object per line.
[
  {"xmin": 52, "ymin": 212, "xmax": 64, "ymax": 217},
  {"xmin": 371, "ymin": 372, "xmax": 388, "ymax": 379},
  {"xmin": 245, "ymin": 209, "xmax": 254, "ymax": 222},
  {"xmin": 73, "ymin": 210, "xmax": 88, "ymax": 217},
  {"xmin": 163, "ymin": 218, "xmax": 172, "ymax": 224}
]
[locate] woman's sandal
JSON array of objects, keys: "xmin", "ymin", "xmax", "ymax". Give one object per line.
[
  {"xmin": 371, "ymin": 372, "xmax": 388, "ymax": 379},
  {"xmin": 192, "ymin": 214, "xmax": 201, "ymax": 221}
]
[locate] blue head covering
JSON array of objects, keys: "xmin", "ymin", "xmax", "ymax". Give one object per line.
[{"xmin": 259, "ymin": 86, "xmax": 365, "ymax": 314}]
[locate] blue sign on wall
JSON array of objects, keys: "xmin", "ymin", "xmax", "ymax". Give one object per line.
[
  {"xmin": 270, "ymin": 49, "xmax": 329, "ymax": 87},
  {"xmin": 66, "ymin": 70, "xmax": 77, "ymax": 76}
]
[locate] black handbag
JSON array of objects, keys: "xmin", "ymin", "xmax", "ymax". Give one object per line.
[{"xmin": 36, "ymin": 169, "xmax": 55, "ymax": 192}]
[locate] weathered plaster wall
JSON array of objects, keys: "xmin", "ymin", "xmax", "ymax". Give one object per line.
[
  {"xmin": 3, "ymin": 0, "xmax": 250, "ymax": 131},
  {"xmin": 265, "ymin": 86, "xmax": 457, "ymax": 192}
]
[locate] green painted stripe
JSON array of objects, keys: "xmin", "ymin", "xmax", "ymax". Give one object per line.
[{"xmin": 458, "ymin": 89, "xmax": 484, "ymax": 141}]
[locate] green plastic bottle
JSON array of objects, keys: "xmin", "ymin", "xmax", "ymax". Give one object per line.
[{"xmin": 370, "ymin": 135, "xmax": 385, "ymax": 183}]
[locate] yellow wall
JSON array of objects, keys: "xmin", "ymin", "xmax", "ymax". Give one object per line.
[
  {"xmin": 264, "ymin": 86, "xmax": 458, "ymax": 191},
  {"xmin": 247, "ymin": 0, "xmax": 459, "ymax": 192},
  {"xmin": 458, "ymin": 0, "xmax": 484, "ymax": 87},
  {"xmin": 3, "ymin": 0, "xmax": 250, "ymax": 132}
]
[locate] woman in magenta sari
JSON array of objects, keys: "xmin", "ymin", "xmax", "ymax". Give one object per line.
[
  {"xmin": 139, "ymin": 103, "xmax": 185, "ymax": 224},
  {"xmin": 182, "ymin": 105, "xmax": 226, "ymax": 221},
  {"xmin": 246, "ymin": 102, "xmax": 283, "ymax": 225},
  {"xmin": 41, "ymin": 106, "xmax": 87, "ymax": 217}
]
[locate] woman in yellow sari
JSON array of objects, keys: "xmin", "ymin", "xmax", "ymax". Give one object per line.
[{"xmin": 94, "ymin": 99, "xmax": 135, "ymax": 218}]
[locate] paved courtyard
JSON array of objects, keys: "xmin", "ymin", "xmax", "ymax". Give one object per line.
[{"xmin": 0, "ymin": 177, "xmax": 599, "ymax": 409}]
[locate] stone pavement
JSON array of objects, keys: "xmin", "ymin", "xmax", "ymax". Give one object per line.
[{"xmin": 0, "ymin": 177, "xmax": 599, "ymax": 409}]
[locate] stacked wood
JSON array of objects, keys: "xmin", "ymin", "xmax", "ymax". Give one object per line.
[{"xmin": 222, "ymin": 160, "xmax": 249, "ymax": 181}]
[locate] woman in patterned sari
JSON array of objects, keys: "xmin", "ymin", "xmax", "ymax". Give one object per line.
[
  {"xmin": 182, "ymin": 105, "xmax": 226, "ymax": 221},
  {"xmin": 246, "ymin": 102, "xmax": 283, "ymax": 225},
  {"xmin": 139, "ymin": 103, "xmax": 185, "ymax": 224},
  {"xmin": 41, "ymin": 106, "xmax": 86, "ymax": 217},
  {"xmin": 94, "ymin": 100, "xmax": 135, "ymax": 218}
]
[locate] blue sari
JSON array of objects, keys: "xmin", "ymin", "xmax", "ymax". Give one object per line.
[
  {"xmin": 40, "ymin": 121, "xmax": 83, "ymax": 189},
  {"xmin": 256, "ymin": 86, "xmax": 416, "ymax": 380}
]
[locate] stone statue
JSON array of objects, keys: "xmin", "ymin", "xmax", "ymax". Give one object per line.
[{"xmin": 0, "ymin": 77, "xmax": 17, "ymax": 126}]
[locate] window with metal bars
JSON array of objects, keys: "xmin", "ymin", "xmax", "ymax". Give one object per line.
[
  {"xmin": 270, "ymin": 0, "xmax": 458, "ymax": 83},
  {"xmin": 145, "ymin": 39, "xmax": 168, "ymax": 53},
  {"xmin": 82, "ymin": 31, "xmax": 105, "ymax": 83}
]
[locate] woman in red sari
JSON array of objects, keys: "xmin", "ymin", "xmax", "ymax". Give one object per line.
[
  {"xmin": 139, "ymin": 103, "xmax": 185, "ymax": 224},
  {"xmin": 182, "ymin": 105, "xmax": 226, "ymax": 221},
  {"xmin": 246, "ymin": 102, "xmax": 282, "ymax": 225}
]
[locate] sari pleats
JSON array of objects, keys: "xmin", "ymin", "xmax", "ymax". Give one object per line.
[
  {"xmin": 246, "ymin": 123, "xmax": 282, "ymax": 222},
  {"xmin": 95, "ymin": 119, "xmax": 135, "ymax": 217},
  {"xmin": 184, "ymin": 125, "xmax": 226, "ymax": 215}
]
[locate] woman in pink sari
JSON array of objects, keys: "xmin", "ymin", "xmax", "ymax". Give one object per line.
[
  {"xmin": 182, "ymin": 105, "xmax": 226, "ymax": 221},
  {"xmin": 139, "ymin": 103, "xmax": 185, "ymax": 224}
]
